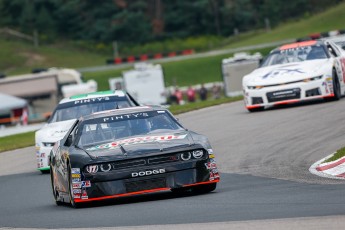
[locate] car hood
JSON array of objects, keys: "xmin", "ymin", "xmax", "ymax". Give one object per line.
[
  {"xmin": 243, "ymin": 59, "xmax": 330, "ymax": 86},
  {"xmin": 83, "ymin": 131, "xmax": 197, "ymax": 159},
  {"xmin": 35, "ymin": 119, "xmax": 76, "ymax": 143}
]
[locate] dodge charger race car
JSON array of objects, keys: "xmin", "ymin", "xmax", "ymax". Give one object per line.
[
  {"xmin": 49, "ymin": 106, "xmax": 220, "ymax": 207},
  {"xmin": 35, "ymin": 90, "xmax": 139, "ymax": 173},
  {"xmin": 242, "ymin": 40, "xmax": 345, "ymax": 112}
]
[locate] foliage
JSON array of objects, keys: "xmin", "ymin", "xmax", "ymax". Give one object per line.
[{"xmin": 0, "ymin": 0, "xmax": 342, "ymax": 46}]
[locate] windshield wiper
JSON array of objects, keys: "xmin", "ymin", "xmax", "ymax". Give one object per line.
[{"xmin": 118, "ymin": 143, "xmax": 128, "ymax": 156}]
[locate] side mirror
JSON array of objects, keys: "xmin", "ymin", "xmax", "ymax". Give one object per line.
[{"xmin": 65, "ymin": 135, "xmax": 73, "ymax": 146}]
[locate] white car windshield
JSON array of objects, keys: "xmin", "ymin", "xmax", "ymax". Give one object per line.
[
  {"xmin": 77, "ymin": 110, "xmax": 184, "ymax": 148},
  {"xmin": 261, "ymin": 45, "xmax": 328, "ymax": 67},
  {"xmin": 49, "ymin": 98, "xmax": 132, "ymax": 123}
]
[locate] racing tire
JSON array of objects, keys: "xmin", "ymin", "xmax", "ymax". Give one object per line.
[
  {"xmin": 68, "ymin": 164, "xmax": 79, "ymax": 209},
  {"xmin": 41, "ymin": 169, "xmax": 50, "ymax": 174},
  {"xmin": 247, "ymin": 107, "xmax": 264, "ymax": 112},
  {"xmin": 326, "ymin": 70, "xmax": 341, "ymax": 101},
  {"xmin": 192, "ymin": 183, "xmax": 217, "ymax": 194},
  {"xmin": 50, "ymin": 170, "xmax": 63, "ymax": 206}
]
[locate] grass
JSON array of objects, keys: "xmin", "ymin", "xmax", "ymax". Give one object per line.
[
  {"xmin": 0, "ymin": 131, "xmax": 35, "ymax": 152},
  {"xmin": 0, "ymin": 39, "xmax": 106, "ymax": 75},
  {"xmin": 222, "ymin": 2, "xmax": 345, "ymax": 48},
  {"xmin": 83, "ymin": 54, "xmax": 232, "ymax": 90},
  {"xmin": 324, "ymin": 148, "xmax": 345, "ymax": 163}
]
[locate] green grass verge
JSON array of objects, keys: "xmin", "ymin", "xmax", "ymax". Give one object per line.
[
  {"xmin": 222, "ymin": 2, "xmax": 345, "ymax": 48},
  {"xmin": 324, "ymin": 147, "xmax": 345, "ymax": 163},
  {"xmin": 0, "ymin": 131, "xmax": 35, "ymax": 152},
  {"xmin": 0, "ymin": 96, "xmax": 242, "ymax": 153}
]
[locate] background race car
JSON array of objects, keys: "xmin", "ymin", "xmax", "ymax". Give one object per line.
[
  {"xmin": 50, "ymin": 106, "xmax": 220, "ymax": 208},
  {"xmin": 35, "ymin": 90, "xmax": 139, "ymax": 173},
  {"xmin": 242, "ymin": 40, "xmax": 345, "ymax": 112}
]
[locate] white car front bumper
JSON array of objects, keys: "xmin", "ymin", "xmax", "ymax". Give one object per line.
[{"xmin": 243, "ymin": 78, "xmax": 334, "ymax": 110}]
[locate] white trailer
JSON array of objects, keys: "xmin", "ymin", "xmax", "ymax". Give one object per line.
[
  {"xmin": 222, "ymin": 52, "xmax": 262, "ymax": 97},
  {"xmin": 110, "ymin": 63, "xmax": 167, "ymax": 105}
]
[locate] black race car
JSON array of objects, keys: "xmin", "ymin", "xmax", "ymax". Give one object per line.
[{"xmin": 50, "ymin": 106, "xmax": 220, "ymax": 207}]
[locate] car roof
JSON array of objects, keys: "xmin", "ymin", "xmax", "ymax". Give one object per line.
[
  {"xmin": 81, "ymin": 105, "xmax": 167, "ymax": 121},
  {"xmin": 270, "ymin": 40, "xmax": 325, "ymax": 53},
  {"xmin": 58, "ymin": 90, "xmax": 127, "ymax": 104}
]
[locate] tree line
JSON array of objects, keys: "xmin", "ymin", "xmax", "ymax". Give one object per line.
[{"xmin": 0, "ymin": 0, "xmax": 342, "ymax": 44}]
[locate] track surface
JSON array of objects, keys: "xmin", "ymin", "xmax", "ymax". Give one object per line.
[{"xmin": 1, "ymin": 99, "xmax": 345, "ymax": 229}]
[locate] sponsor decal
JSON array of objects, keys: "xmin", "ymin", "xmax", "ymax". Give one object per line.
[
  {"xmin": 86, "ymin": 165, "xmax": 98, "ymax": 174},
  {"xmin": 262, "ymin": 67, "xmax": 304, "ymax": 79},
  {"xmin": 86, "ymin": 134, "xmax": 188, "ymax": 151},
  {"xmin": 209, "ymin": 154, "xmax": 215, "ymax": 159},
  {"xmin": 73, "ymin": 189, "xmax": 81, "ymax": 194},
  {"xmin": 102, "ymin": 113, "xmax": 149, "ymax": 122},
  {"xmin": 71, "ymin": 168, "xmax": 80, "ymax": 174},
  {"xmin": 205, "ymin": 159, "xmax": 218, "ymax": 170},
  {"xmin": 131, "ymin": 168, "xmax": 166, "ymax": 177},
  {"xmin": 81, "ymin": 189, "xmax": 88, "ymax": 199},
  {"xmin": 72, "ymin": 182, "xmax": 82, "ymax": 189},
  {"xmin": 82, "ymin": 181, "xmax": 91, "ymax": 188},
  {"xmin": 209, "ymin": 172, "xmax": 215, "ymax": 181},
  {"xmin": 40, "ymin": 153, "xmax": 45, "ymax": 158},
  {"xmin": 72, "ymin": 173, "xmax": 81, "ymax": 178},
  {"xmin": 74, "ymin": 97, "xmax": 110, "ymax": 105},
  {"xmin": 322, "ymin": 82, "xmax": 329, "ymax": 94},
  {"xmin": 208, "ymin": 149, "xmax": 214, "ymax": 154},
  {"xmin": 73, "ymin": 194, "xmax": 81, "ymax": 199},
  {"xmin": 72, "ymin": 178, "xmax": 81, "ymax": 183}
]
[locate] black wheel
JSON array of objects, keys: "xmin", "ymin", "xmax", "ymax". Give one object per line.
[
  {"xmin": 68, "ymin": 165, "xmax": 79, "ymax": 208},
  {"xmin": 192, "ymin": 183, "xmax": 217, "ymax": 194},
  {"xmin": 248, "ymin": 107, "xmax": 264, "ymax": 112},
  {"xmin": 50, "ymin": 170, "xmax": 63, "ymax": 206},
  {"xmin": 326, "ymin": 70, "xmax": 341, "ymax": 101}
]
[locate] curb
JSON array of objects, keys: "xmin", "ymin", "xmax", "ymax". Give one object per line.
[{"xmin": 309, "ymin": 152, "xmax": 345, "ymax": 180}]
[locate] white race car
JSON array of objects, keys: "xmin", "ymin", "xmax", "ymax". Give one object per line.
[
  {"xmin": 242, "ymin": 40, "xmax": 345, "ymax": 112},
  {"xmin": 35, "ymin": 90, "xmax": 139, "ymax": 173},
  {"xmin": 322, "ymin": 34, "xmax": 345, "ymax": 51}
]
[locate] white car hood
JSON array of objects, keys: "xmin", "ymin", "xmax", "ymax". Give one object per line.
[
  {"xmin": 243, "ymin": 59, "xmax": 331, "ymax": 86},
  {"xmin": 35, "ymin": 119, "xmax": 77, "ymax": 143}
]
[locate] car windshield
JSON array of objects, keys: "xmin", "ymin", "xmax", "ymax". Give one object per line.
[
  {"xmin": 261, "ymin": 45, "xmax": 328, "ymax": 67},
  {"xmin": 77, "ymin": 110, "xmax": 184, "ymax": 148},
  {"xmin": 49, "ymin": 97, "xmax": 133, "ymax": 123}
]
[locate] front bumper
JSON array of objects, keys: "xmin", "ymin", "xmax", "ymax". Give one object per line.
[
  {"xmin": 36, "ymin": 144, "xmax": 52, "ymax": 171},
  {"xmin": 244, "ymin": 78, "xmax": 334, "ymax": 109},
  {"xmin": 71, "ymin": 158, "xmax": 219, "ymax": 203}
]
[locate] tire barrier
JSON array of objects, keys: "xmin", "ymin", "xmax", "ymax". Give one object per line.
[
  {"xmin": 106, "ymin": 49, "xmax": 194, "ymax": 65},
  {"xmin": 296, "ymin": 29, "xmax": 345, "ymax": 42}
]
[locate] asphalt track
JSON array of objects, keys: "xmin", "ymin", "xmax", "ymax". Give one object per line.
[{"xmin": 1, "ymin": 99, "xmax": 345, "ymax": 229}]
